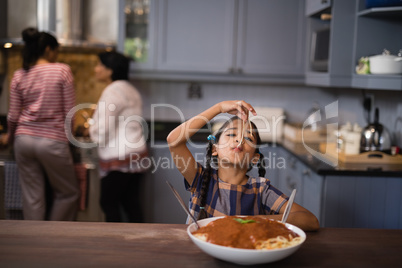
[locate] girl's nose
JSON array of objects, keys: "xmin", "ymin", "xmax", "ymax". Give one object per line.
[{"xmin": 236, "ymin": 138, "xmax": 244, "ymax": 145}]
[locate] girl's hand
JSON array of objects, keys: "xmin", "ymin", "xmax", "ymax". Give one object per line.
[{"xmin": 218, "ymin": 100, "xmax": 257, "ymax": 121}]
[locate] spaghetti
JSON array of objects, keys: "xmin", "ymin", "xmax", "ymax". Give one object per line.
[{"xmin": 192, "ymin": 216, "xmax": 302, "ymax": 250}]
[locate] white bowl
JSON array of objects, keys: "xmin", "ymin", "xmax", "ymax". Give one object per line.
[{"xmin": 187, "ymin": 216, "xmax": 306, "ymax": 265}]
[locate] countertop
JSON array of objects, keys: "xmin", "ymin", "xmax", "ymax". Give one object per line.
[
  {"xmin": 0, "ymin": 220, "xmax": 401, "ymax": 267},
  {"xmin": 280, "ymin": 139, "xmax": 402, "ymax": 177}
]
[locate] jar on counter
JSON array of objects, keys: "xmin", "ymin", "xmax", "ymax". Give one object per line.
[{"xmin": 336, "ymin": 122, "xmax": 362, "ymax": 155}]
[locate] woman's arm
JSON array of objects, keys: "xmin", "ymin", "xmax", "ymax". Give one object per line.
[
  {"xmin": 167, "ymin": 100, "xmax": 256, "ymax": 185},
  {"xmin": 7, "ymin": 73, "xmax": 22, "ymax": 144}
]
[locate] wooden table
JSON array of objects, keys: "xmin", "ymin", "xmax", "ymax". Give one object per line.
[{"xmin": 0, "ymin": 220, "xmax": 401, "ymax": 267}]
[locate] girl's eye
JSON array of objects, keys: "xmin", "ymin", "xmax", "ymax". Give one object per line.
[
  {"xmin": 227, "ymin": 133, "xmax": 236, "ymax": 137},
  {"xmin": 245, "ymin": 137, "xmax": 253, "ymax": 142}
]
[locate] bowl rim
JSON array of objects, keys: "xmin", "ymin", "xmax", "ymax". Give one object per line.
[{"xmin": 187, "ymin": 215, "xmax": 306, "ymax": 253}]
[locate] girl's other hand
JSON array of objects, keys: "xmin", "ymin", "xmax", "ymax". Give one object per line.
[{"xmin": 218, "ymin": 100, "xmax": 257, "ymax": 121}]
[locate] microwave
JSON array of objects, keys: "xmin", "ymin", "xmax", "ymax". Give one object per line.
[{"xmin": 310, "ymin": 27, "xmax": 330, "ymax": 72}]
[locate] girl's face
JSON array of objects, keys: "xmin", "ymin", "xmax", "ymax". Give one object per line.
[
  {"xmin": 213, "ymin": 119, "xmax": 260, "ymax": 169},
  {"xmin": 94, "ymin": 60, "xmax": 112, "ymax": 83}
]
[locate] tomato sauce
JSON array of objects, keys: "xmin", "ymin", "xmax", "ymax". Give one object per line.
[{"xmin": 192, "ymin": 216, "xmax": 299, "ymax": 249}]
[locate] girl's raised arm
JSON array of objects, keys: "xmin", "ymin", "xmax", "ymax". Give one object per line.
[{"xmin": 167, "ymin": 100, "xmax": 255, "ymax": 185}]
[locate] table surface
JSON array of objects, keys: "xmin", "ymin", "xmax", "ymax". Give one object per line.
[{"xmin": 1, "ymin": 220, "xmax": 402, "ymax": 267}]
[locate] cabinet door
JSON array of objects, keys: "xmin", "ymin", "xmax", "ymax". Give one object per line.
[
  {"xmin": 277, "ymin": 148, "xmax": 303, "ymax": 205},
  {"xmin": 235, "ymin": 0, "xmax": 306, "ymax": 76},
  {"xmin": 322, "ymin": 175, "xmax": 402, "ymax": 229},
  {"xmin": 146, "ymin": 142, "xmax": 207, "ymax": 224},
  {"xmin": 146, "ymin": 143, "xmax": 190, "ymax": 223},
  {"xmin": 300, "ymin": 167, "xmax": 322, "ymax": 221},
  {"xmin": 305, "ymin": 0, "xmax": 331, "ymax": 17},
  {"xmin": 156, "ymin": 0, "xmax": 236, "ymax": 73}
]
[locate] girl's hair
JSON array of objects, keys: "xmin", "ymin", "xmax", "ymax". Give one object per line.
[
  {"xmin": 198, "ymin": 116, "xmax": 266, "ymax": 220},
  {"xmin": 21, "ymin": 27, "xmax": 59, "ymax": 70},
  {"xmin": 98, "ymin": 51, "xmax": 130, "ymax": 81}
]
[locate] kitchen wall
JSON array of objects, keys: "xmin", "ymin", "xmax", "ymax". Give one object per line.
[
  {"xmin": 1, "ymin": 65, "xmax": 401, "ymax": 148},
  {"xmin": 132, "ymin": 80, "xmax": 402, "ymax": 147},
  {"xmin": 0, "ymin": 47, "xmax": 107, "ymax": 128}
]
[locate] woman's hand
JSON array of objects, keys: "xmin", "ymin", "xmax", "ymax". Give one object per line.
[
  {"xmin": 0, "ymin": 133, "xmax": 9, "ymax": 148},
  {"xmin": 218, "ymin": 100, "xmax": 257, "ymax": 121}
]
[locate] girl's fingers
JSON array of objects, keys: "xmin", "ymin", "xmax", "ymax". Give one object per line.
[
  {"xmin": 239, "ymin": 101, "xmax": 257, "ymax": 116},
  {"xmin": 236, "ymin": 101, "xmax": 257, "ymax": 120},
  {"xmin": 235, "ymin": 102, "xmax": 247, "ymax": 121},
  {"xmin": 222, "ymin": 100, "xmax": 257, "ymax": 120}
]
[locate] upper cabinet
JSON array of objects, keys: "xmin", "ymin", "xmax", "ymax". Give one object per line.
[
  {"xmin": 305, "ymin": 0, "xmax": 357, "ymax": 87},
  {"xmin": 235, "ymin": 0, "xmax": 305, "ymax": 77},
  {"xmin": 120, "ymin": 0, "xmax": 402, "ymax": 90},
  {"xmin": 305, "ymin": 0, "xmax": 402, "ymax": 91},
  {"xmin": 351, "ymin": 0, "xmax": 402, "ymax": 90},
  {"xmin": 119, "ymin": 0, "xmax": 157, "ymax": 70},
  {"xmin": 120, "ymin": 0, "xmax": 306, "ymax": 84},
  {"xmin": 156, "ymin": 0, "xmax": 236, "ymax": 73},
  {"xmin": 305, "ymin": 0, "xmax": 331, "ymax": 17}
]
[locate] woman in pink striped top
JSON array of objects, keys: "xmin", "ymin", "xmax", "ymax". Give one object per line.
[{"xmin": 7, "ymin": 27, "xmax": 79, "ymax": 221}]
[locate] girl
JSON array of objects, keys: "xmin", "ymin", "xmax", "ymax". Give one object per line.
[{"xmin": 167, "ymin": 100, "xmax": 319, "ymax": 231}]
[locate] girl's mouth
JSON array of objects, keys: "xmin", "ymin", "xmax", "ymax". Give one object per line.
[{"xmin": 233, "ymin": 146, "xmax": 243, "ymax": 152}]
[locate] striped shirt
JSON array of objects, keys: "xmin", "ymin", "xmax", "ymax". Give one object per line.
[
  {"xmin": 7, "ymin": 63, "xmax": 75, "ymax": 143},
  {"xmin": 185, "ymin": 163, "xmax": 288, "ymax": 222}
]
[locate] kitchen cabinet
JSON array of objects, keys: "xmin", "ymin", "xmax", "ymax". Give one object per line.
[
  {"xmin": 118, "ymin": 0, "xmax": 158, "ymax": 71},
  {"xmin": 275, "ymin": 146, "xmax": 402, "ymax": 229},
  {"xmin": 234, "ymin": 0, "xmax": 306, "ymax": 77},
  {"xmin": 321, "ymin": 175, "xmax": 402, "ymax": 229},
  {"xmin": 276, "ymin": 147, "xmax": 322, "ymax": 219},
  {"xmin": 144, "ymin": 142, "xmax": 206, "ymax": 224},
  {"xmin": 156, "ymin": 0, "xmax": 235, "ymax": 73},
  {"xmin": 305, "ymin": 0, "xmax": 357, "ymax": 88},
  {"xmin": 305, "ymin": 0, "xmax": 402, "ymax": 90},
  {"xmin": 276, "ymin": 148, "xmax": 304, "ymax": 205},
  {"xmin": 351, "ymin": 0, "xmax": 402, "ymax": 90},
  {"xmin": 305, "ymin": 0, "xmax": 331, "ymax": 17},
  {"xmin": 125, "ymin": 0, "xmax": 306, "ymax": 84}
]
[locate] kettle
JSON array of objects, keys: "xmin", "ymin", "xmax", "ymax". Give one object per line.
[{"xmin": 360, "ymin": 108, "xmax": 392, "ymax": 152}]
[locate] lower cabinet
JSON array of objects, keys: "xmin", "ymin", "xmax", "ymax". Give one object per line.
[
  {"xmin": 276, "ymin": 147, "xmax": 402, "ymax": 229},
  {"xmin": 144, "ymin": 142, "xmax": 206, "ymax": 224},
  {"xmin": 321, "ymin": 175, "xmax": 402, "ymax": 229}
]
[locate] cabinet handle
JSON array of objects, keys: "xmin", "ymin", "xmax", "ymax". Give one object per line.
[
  {"xmin": 228, "ymin": 67, "xmax": 235, "ymax": 73},
  {"xmin": 237, "ymin": 68, "xmax": 243, "ymax": 74},
  {"xmin": 321, "ymin": 0, "xmax": 328, "ymax": 4}
]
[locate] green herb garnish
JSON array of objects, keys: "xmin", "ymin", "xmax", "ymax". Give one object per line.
[{"xmin": 234, "ymin": 218, "xmax": 256, "ymax": 224}]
